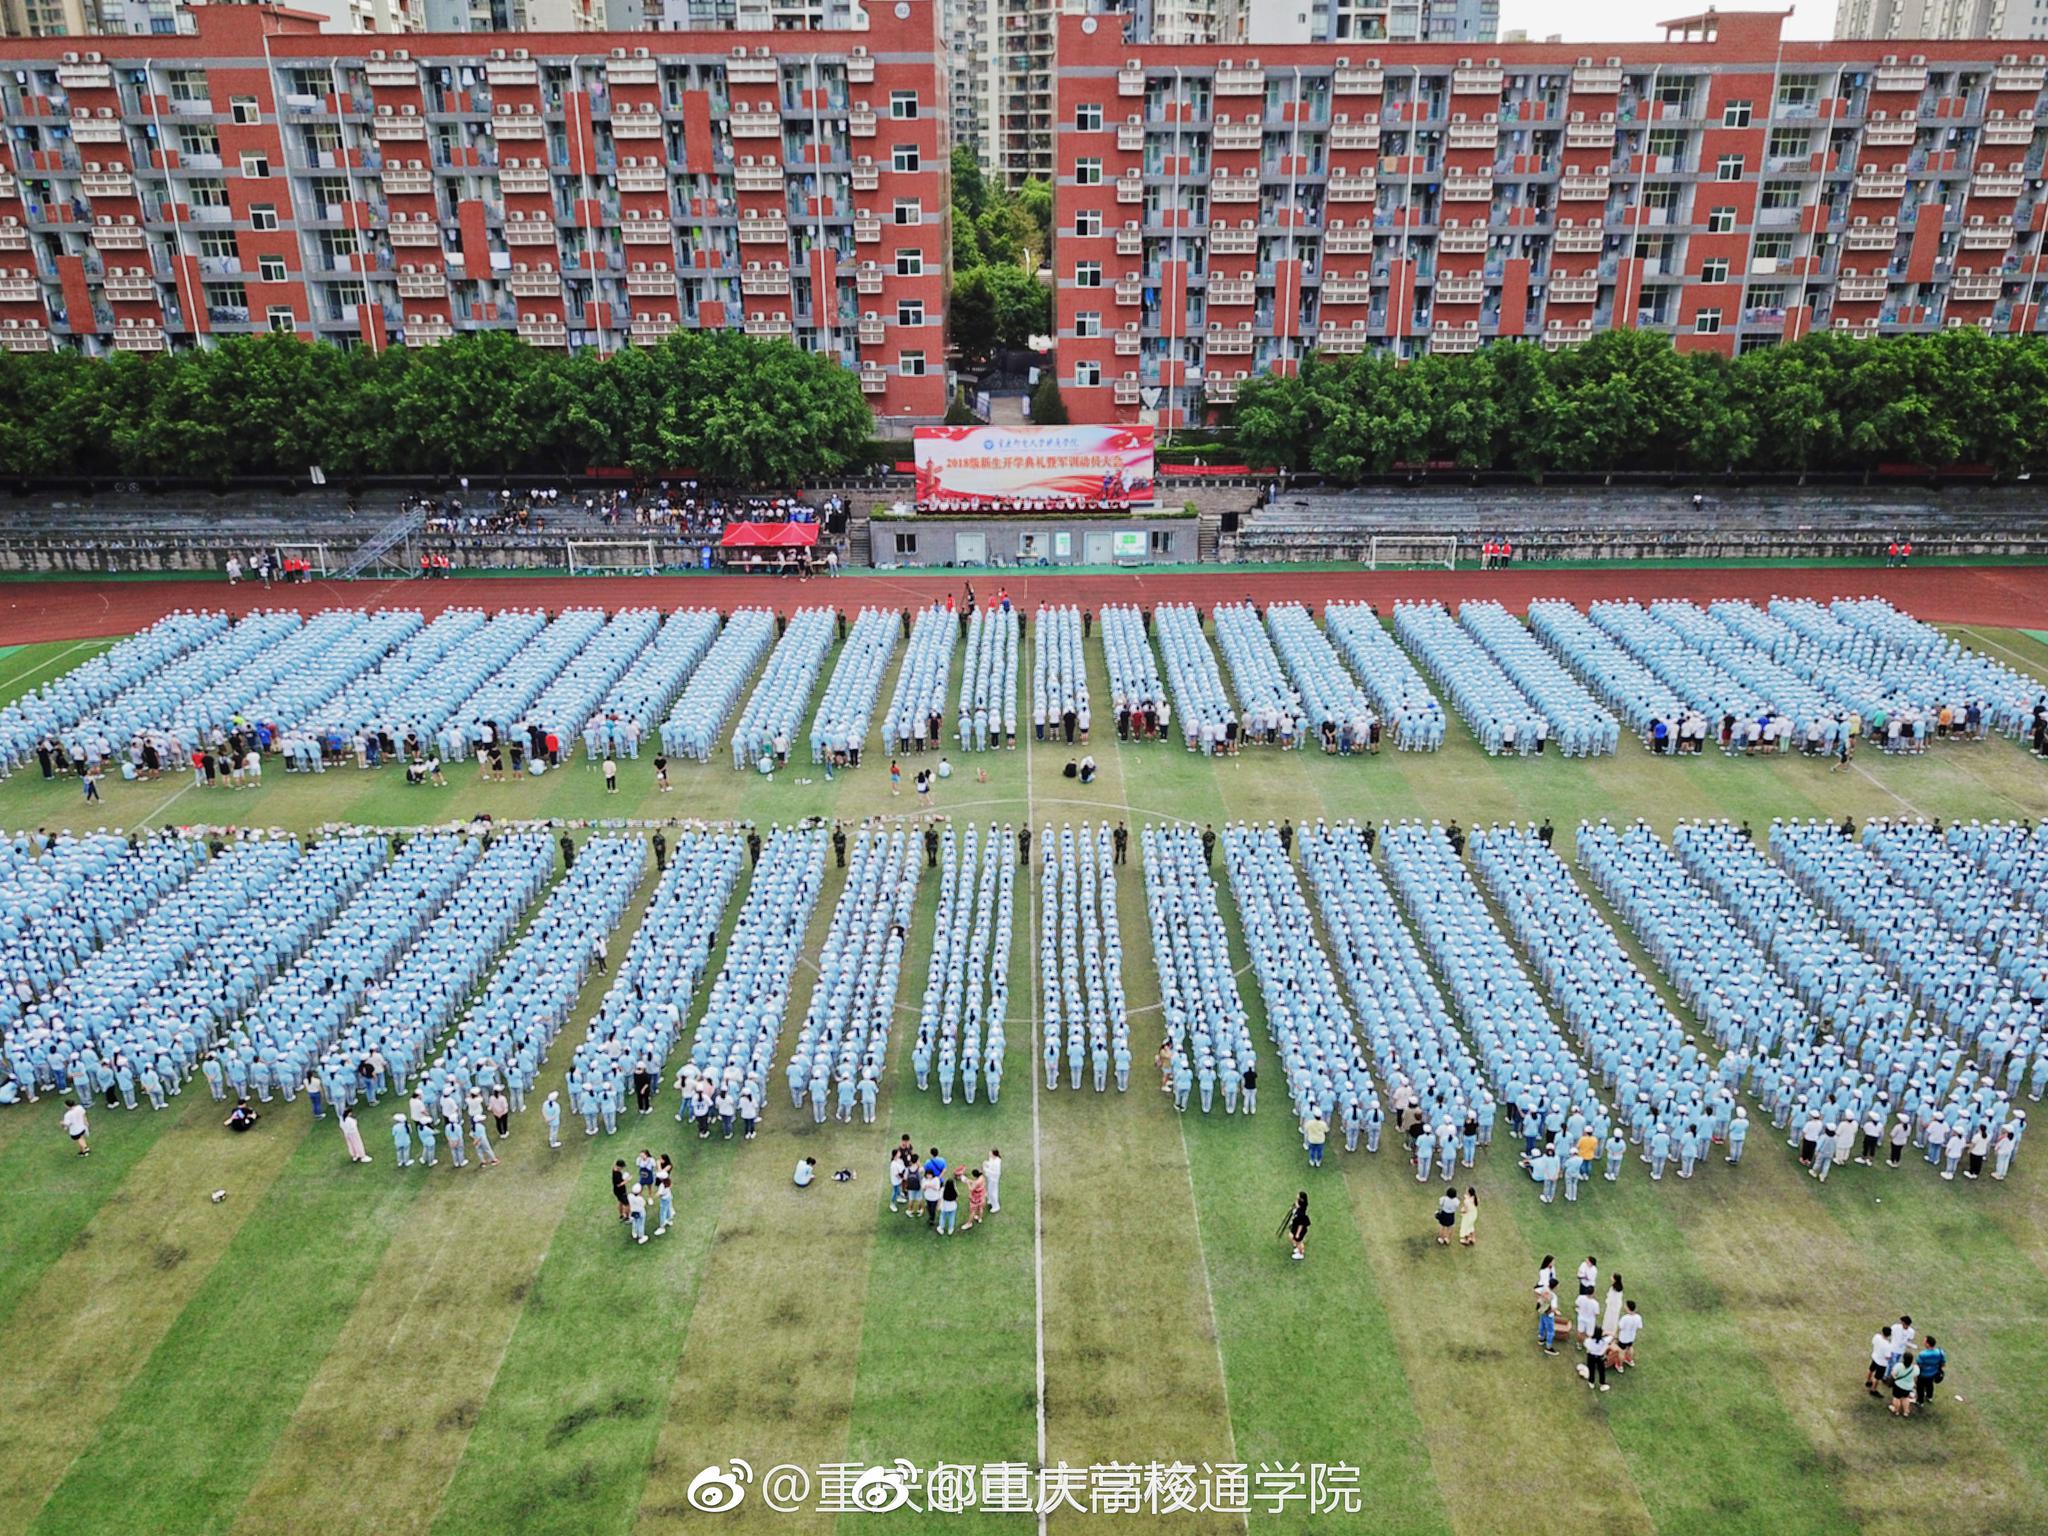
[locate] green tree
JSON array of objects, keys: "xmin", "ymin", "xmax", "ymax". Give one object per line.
[
  {"xmin": 1030, "ymin": 373, "xmax": 1069, "ymax": 425},
  {"xmin": 950, "ymin": 266, "xmax": 998, "ymax": 363},
  {"xmin": 986, "ymin": 263, "xmax": 1051, "ymax": 350}
]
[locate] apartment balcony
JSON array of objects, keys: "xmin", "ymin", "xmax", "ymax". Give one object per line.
[
  {"xmin": 1429, "ymin": 320, "xmax": 1481, "ymax": 354},
  {"xmin": 1116, "ymin": 174, "xmax": 1146, "ymax": 204},
  {"xmin": 1214, "ymin": 64, "xmax": 1265, "ymax": 97},
  {"xmin": 1991, "ymin": 59, "xmax": 2047, "ymax": 94},
  {"xmin": 1323, "ymin": 224, "xmax": 1371, "ymax": 254},
  {"xmin": 1572, "ymin": 62, "xmax": 1625, "ymax": 94},
  {"xmin": 612, "ymin": 108, "xmax": 664, "ymax": 140},
  {"xmin": 848, "ymin": 108, "xmax": 877, "ymax": 137},
  {"xmin": 1949, "ymin": 273, "xmax": 2003, "ymax": 301},
  {"xmin": 1442, "ymin": 172, "xmax": 1493, "ymax": 202},
  {"xmin": 851, "ymin": 159, "xmax": 879, "ymax": 192},
  {"xmin": 846, "ymin": 50, "xmax": 876, "ymax": 86},
  {"xmin": 403, "ymin": 314, "xmax": 454, "ymax": 346},
  {"xmin": 730, "ymin": 161, "xmax": 784, "ymax": 194},
  {"xmin": 388, "ymin": 221, "xmax": 446, "ymax": 248},
  {"xmin": 1559, "ymin": 172, "xmax": 1611, "ymax": 202},
  {"xmin": 499, "ymin": 165, "xmax": 552, "ymax": 195},
  {"xmin": 507, "ymin": 268, "xmax": 561, "ymax": 297},
  {"xmin": 1316, "ymin": 320, "xmax": 1371, "ymax": 353},
  {"xmin": 856, "ymin": 313, "xmax": 885, "ymax": 344},
  {"xmin": 1321, "ymin": 276, "xmax": 1372, "ymax": 303},
  {"xmin": 1862, "ymin": 116, "xmax": 1917, "ymax": 147},
  {"xmin": 1328, "ymin": 173, "xmax": 1377, "ymax": 201},
  {"xmin": 0, "ymin": 222, "xmax": 27, "ymax": 252},
  {"xmin": 1117, "ymin": 121, "xmax": 1147, "ymax": 152},
  {"xmin": 609, "ymin": 162, "xmax": 664, "ymax": 194},
  {"xmin": 503, "ymin": 219, "xmax": 558, "ymax": 246},
  {"xmin": 1205, "ymin": 372, "xmax": 1244, "ymax": 403},
  {"xmin": 516, "ymin": 314, "xmax": 569, "ymax": 346},
  {"xmin": 88, "ymin": 219, "xmax": 145, "ymax": 250},
  {"xmin": 1448, "ymin": 122, "xmax": 1499, "ymax": 152},
  {"xmin": 1452, "ymin": 63, "xmax": 1505, "ymax": 95},
  {"xmin": 372, "ymin": 115, "xmax": 427, "ymax": 143},
  {"xmin": 1565, "ymin": 119, "xmax": 1617, "ymax": 149},
  {"xmin": 859, "ymin": 364, "xmax": 888, "ymax": 393},
  {"xmin": 1873, "ymin": 62, "xmax": 1930, "ymax": 94},
  {"xmin": 101, "ymin": 272, "xmax": 155, "ymax": 302},
  {"xmin": 730, "ymin": 105, "xmax": 783, "ymax": 139},
  {"xmin": 1434, "ymin": 275, "xmax": 1484, "ymax": 304},
  {"xmin": 1331, "ymin": 119, "xmax": 1381, "ymax": 151},
  {"xmin": 1437, "ymin": 224, "xmax": 1488, "ymax": 254},
  {"xmin": 1835, "ymin": 274, "xmax": 1888, "ymax": 302},
  {"xmin": 56, "ymin": 61, "xmax": 114, "ymax": 91},
  {"xmin": 1211, "ymin": 224, "xmax": 1259, "ymax": 253},
  {"xmin": 1118, "ymin": 67, "xmax": 1147, "ymax": 97},
  {"xmin": 1211, "ymin": 173, "xmax": 1258, "ymax": 203},
  {"xmin": 1547, "ymin": 273, "xmax": 1599, "ymax": 303},
  {"xmin": 111, "ymin": 322, "xmax": 167, "ymax": 352},
  {"xmin": 0, "ymin": 321, "xmax": 52, "ymax": 351},
  {"xmin": 80, "ymin": 168, "xmax": 134, "ymax": 199},
  {"xmin": 626, "ymin": 267, "xmax": 676, "ymax": 296},
  {"xmin": 396, "ymin": 271, "xmax": 445, "ymax": 298},
  {"xmin": 1853, "ymin": 169, "xmax": 1907, "ymax": 199},
  {"xmin": 1113, "ymin": 326, "xmax": 1141, "ymax": 354},
  {"xmin": 1206, "ymin": 322, "xmax": 1255, "ymax": 354},
  {"xmin": 854, "ymin": 262, "xmax": 885, "ymax": 294},
  {"xmin": 738, "ymin": 215, "xmax": 790, "ymax": 244},
  {"xmin": 847, "ymin": 212, "xmax": 879, "ymax": 244},
  {"xmin": 366, "ymin": 57, "xmax": 419, "ymax": 89},
  {"xmin": 1207, "ymin": 276, "xmax": 1254, "ymax": 305},
  {"xmin": 491, "ymin": 111, "xmax": 546, "ymax": 142},
  {"xmin": 382, "ymin": 166, "xmax": 434, "ymax": 196},
  {"xmin": 70, "ymin": 118, "xmax": 124, "ymax": 146},
  {"xmin": 631, "ymin": 314, "xmax": 678, "ymax": 343},
  {"xmin": 725, "ymin": 54, "xmax": 780, "ymax": 87},
  {"xmin": 0, "ymin": 274, "xmax": 41, "ymax": 302},
  {"xmin": 740, "ymin": 265, "xmax": 791, "ymax": 296},
  {"xmin": 1116, "ymin": 226, "xmax": 1143, "ymax": 256},
  {"xmin": 1972, "ymin": 170, "xmax": 2024, "ymax": 198},
  {"xmin": 1833, "ymin": 317, "xmax": 1882, "ymax": 337},
  {"xmin": 1333, "ymin": 65, "xmax": 1385, "ymax": 95},
  {"xmin": 1843, "ymin": 219, "xmax": 1898, "ymax": 249},
  {"xmin": 1115, "ymin": 276, "xmax": 1145, "ymax": 305},
  {"xmin": 1981, "ymin": 112, "xmax": 2036, "ymax": 146},
  {"xmin": 1960, "ymin": 220, "xmax": 2014, "ymax": 249},
  {"xmin": 622, "ymin": 217, "xmax": 675, "ymax": 246},
  {"xmin": 1543, "ymin": 318, "xmax": 1594, "ymax": 349},
  {"xmin": 743, "ymin": 311, "xmax": 793, "ymax": 339}
]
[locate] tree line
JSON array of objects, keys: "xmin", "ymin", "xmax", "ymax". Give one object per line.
[
  {"xmin": 947, "ymin": 147, "xmax": 1053, "ymax": 367},
  {"xmin": 1232, "ymin": 328, "xmax": 2048, "ymax": 479},
  {"xmin": 0, "ymin": 328, "xmax": 876, "ymax": 486}
]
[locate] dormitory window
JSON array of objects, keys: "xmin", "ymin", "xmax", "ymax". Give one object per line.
[
  {"xmin": 1076, "ymin": 158, "xmax": 1103, "ymax": 186},
  {"xmin": 1716, "ymin": 154, "xmax": 1745, "ymax": 181},
  {"xmin": 1694, "ymin": 308, "xmax": 1722, "ymax": 334},
  {"xmin": 890, "ymin": 90, "xmax": 917, "ymax": 120},
  {"xmin": 897, "ymin": 299, "xmax": 924, "ymax": 326},
  {"xmin": 1076, "ymin": 360, "xmax": 1101, "ymax": 386},
  {"xmin": 1707, "ymin": 206, "xmax": 1736, "ymax": 233},
  {"xmin": 1076, "ymin": 310, "xmax": 1101, "ymax": 337},
  {"xmin": 1722, "ymin": 100, "xmax": 1752, "ymax": 128},
  {"xmin": 900, "ymin": 351, "xmax": 926, "ymax": 376},
  {"xmin": 1075, "ymin": 102, "xmax": 1103, "ymax": 131},
  {"xmin": 251, "ymin": 205, "xmax": 279, "ymax": 231},
  {"xmin": 895, "ymin": 248, "xmax": 922, "ymax": 276},
  {"xmin": 891, "ymin": 144, "xmax": 920, "ymax": 173},
  {"xmin": 1076, "ymin": 209, "xmax": 1102, "ymax": 237},
  {"xmin": 1700, "ymin": 258, "xmax": 1729, "ymax": 283},
  {"xmin": 1075, "ymin": 261, "xmax": 1102, "ymax": 288}
]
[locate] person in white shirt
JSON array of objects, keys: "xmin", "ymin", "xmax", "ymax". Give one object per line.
[
  {"xmin": 61, "ymin": 1099, "xmax": 89, "ymax": 1155},
  {"xmin": 793, "ymin": 1157, "xmax": 817, "ymax": 1188},
  {"xmin": 1615, "ymin": 1301, "xmax": 1643, "ymax": 1370},
  {"xmin": 1867, "ymin": 1325, "xmax": 1896, "ymax": 1394},
  {"xmin": 985, "ymin": 1147, "xmax": 1002, "ymax": 1214},
  {"xmin": 1574, "ymin": 1290, "xmax": 1599, "ymax": 1345}
]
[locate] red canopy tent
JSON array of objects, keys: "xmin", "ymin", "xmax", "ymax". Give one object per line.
[{"xmin": 719, "ymin": 522, "xmax": 819, "ymax": 548}]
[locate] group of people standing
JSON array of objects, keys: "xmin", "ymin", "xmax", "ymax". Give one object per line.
[
  {"xmin": 1534, "ymin": 1255, "xmax": 1643, "ymax": 1393},
  {"xmin": 1867, "ymin": 1316, "xmax": 1946, "ymax": 1417},
  {"xmin": 886, "ymin": 1137, "xmax": 999, "ymax": 1237}
]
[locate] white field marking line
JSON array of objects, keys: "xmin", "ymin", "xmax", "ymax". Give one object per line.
[
  {"xmin": 1954, "ymin": 624, "xmax": 2048, "ymax": 674},
  {"xmin": 1171, "ymin": 1094, "xmax": 1249, "ymax": 1536},
  {"xmin": 0, "ymin": 637, "xmax": 102, "ymax": 696},
  {"xmin": 1026, "ymin": 721, "xmax": 1048, "ymax": 1536},
  {"xmin": 128, "ymin": 776, "xmax": 199, "ymax": 830},
  {"xmin": 1849, "ymin": 756, "xmax": 1932, "ymax": 820}
]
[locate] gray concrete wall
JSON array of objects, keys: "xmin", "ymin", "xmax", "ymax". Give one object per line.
[{"xmin": 867, "ymin": 518, "xmax": 1196, "ymax": 568}]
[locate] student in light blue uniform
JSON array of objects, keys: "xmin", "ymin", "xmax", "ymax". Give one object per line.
[
  {"xmin": 391, "ymin": 1114, "xmax": 413, "ymax": 1167},
  {"xmin": 418, "ymin": 1117, "xmax": 438, "ymax": 1166},
  {"xmin": 1725, "ymin": 1107, "xmax": 1748, "ymax": 1164},
  {"xmin": 542, "ymin": 1090, "xmax": 563, "ymax": 1148}
]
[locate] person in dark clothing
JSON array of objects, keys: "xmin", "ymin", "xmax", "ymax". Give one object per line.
[
  {"xmin": 560, "ymin": 833, "xmax": 576, "ymax": 870},
  {"xmin": 1279, "ymin": 820, "xmax": 1293, "ymax": 854},
  {"xmin": 747, "ymin": 829, "xmax": 763, "ymax": 866},
  {"xmin": 652, "ymin": 831, "xmax": 667, "ymax": 872},
  {"xmin": 924, "ymin": 825, "xmax": 940, "ymax": 868},
  {"xmin": 1201, "ymin": 825, "xmax": 1217, "ymax": 866},
  {"xmin": 1019, "ymin": 825, "xmax": 1032, "ymax": 867},
  {"xmin": 1362, "ymin": 824, "xmax": 1377, "ymax": 853},
  {"xmin": 1537, "ymin": 819, "xmax": 1554, "ymax": 848},
  {"xmin": 1446, "ymin": 821, "xmax": 1465, "ymax": 856},
  {"xmin": 833, "ymin": 823, "xmax": 848, "ymax": 868},
  {"xmin": 1113, "ymin": 822, "xmax": 1128, "ymax": 865}
]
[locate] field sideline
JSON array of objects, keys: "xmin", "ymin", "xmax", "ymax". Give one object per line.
[{"xmin": 0, "ymin": 611, "xmax": 2044, "ymax": 1536}]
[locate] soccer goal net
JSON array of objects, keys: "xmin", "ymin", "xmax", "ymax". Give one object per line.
[
  {"xmin": 1366, "ymin": 534, "xmax": 1458, "ymax": 571},
  {"xmin": 274, "ymin": 542, "xmax": 332, "ymax": 579},
  {"xmin": 565, "ymin": 539, "xmax": 660, "ymax": 577}
]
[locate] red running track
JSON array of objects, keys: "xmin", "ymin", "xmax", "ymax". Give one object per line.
[{"xmin": 3, "ymin": 564, "xmax": 2046, "ymax": 645}]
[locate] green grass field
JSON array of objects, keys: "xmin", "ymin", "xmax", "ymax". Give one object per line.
[{"xmin": 1, "ymin": 618, "xmax": 2045, "ymax": 1536}]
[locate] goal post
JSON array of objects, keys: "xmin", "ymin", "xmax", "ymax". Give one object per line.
[
  {"xmin": 1366, "ymin": 534, "xmax": 1458, "ymax": 571},
  {"xmin": 565, "ymin": 539, "xmax": 660, "ymax": 577},
  {"xmin": 274, "ymin": 542, "xmax": 332, "ymax": 579}
]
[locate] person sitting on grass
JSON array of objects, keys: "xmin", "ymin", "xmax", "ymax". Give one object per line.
[
  {"xmin": 793, "ymin": 1156, "xmax": 818, "ymax": 1188},
  {"xmin": 225, "ymin": 1100, "xmax": 260, "ymax": 1133}
]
